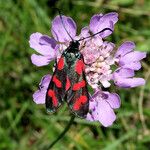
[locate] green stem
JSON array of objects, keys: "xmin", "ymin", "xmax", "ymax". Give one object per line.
[{"xmin": 45, "ymin": 115, "xmax": 75, "ymax": 150}]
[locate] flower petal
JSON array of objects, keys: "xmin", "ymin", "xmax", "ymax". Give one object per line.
[
  {"xmin": 86, "ymin": 113, "xmax": 94, "ymax": 121},
  {"xmin": 33, "ymin": 74, "xmax": 51, "ymax": 104},
  {"xmin": 29, "ymin": 32, "xmax": 56, "ymax": 56},
  {"xmin": 90, "ymin": 12, "xmax": 118, "ymax": 38},
  {"xmin": 39, "ymin": 35, "xmax": 56, "ymax": 49},
  {"xmin": 51, "ymin": 15, "xmax": 76, "ymax": 42},
  {"xmin": 119, "ymin": 51, "xmax": 146, "ymax": 65},
  {"xmin": 115, "ymin": 41, "xmax": 135, "ymax": 58},
  {"xmin": 31, "ymin": 54, "xmax": 53, "ymax": 67},
  {"xmin": 39, "ymin": 74, "xmax": 51, "ymax": 89},
  {"xmin": 78, "ymin": 26, "xmax": 93, "ymax": 41},
  {"xmin": 33, "ymin": 89, "xmax": 47, "ymax": 104},
  {"xmin": 81, "ymin": 42, "xmax": 100, "ymax": 64},
  {"xmin": 101, "ymin": 80, "xmax": 111, "ymax": 88},
  {"xmin": 122, "ymin": 62, "xmax": 142, "ymax": 70},
  {"xmin": 80, "ymin": 26, "xmax": 90, "ymax": 38},
  {"xmin": 87, "ymin": 91, "xmax": 118, "ymax": 127},
  {"xmin": 113, "ymin": 68, "xmax": 135, "ymax": 79},
  {"xmin": 106, "ymin": 93, "xmax": 121, "ymax": 109},
  {"xmin": 102, "ymin": 41, "xmax": 115, "ymax": 55},
  {"xmin": 96, "ymin": 100, "xmax": 116, "ymax": 127},
  {"xmin": 114, "ymin": 77, "xmax": 145, "ymax": 88}
]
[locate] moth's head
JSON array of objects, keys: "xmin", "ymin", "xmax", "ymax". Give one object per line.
[{"xmin": 69, "ymin": 40, "xmax": 80, "ymax": 49}]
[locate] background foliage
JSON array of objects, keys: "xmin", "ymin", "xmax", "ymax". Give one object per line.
[{"xmin": 0, "ymin": 0, "xmax": 150, "ymax": 149}]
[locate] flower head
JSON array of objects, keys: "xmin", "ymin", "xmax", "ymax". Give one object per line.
[
  {"xmin": 29, "ymin": 12, "xmax": 146, "ymax": 127},
  {"xmin": 83, "ymin": 41, "xmax": 115, "ymax": 88}
]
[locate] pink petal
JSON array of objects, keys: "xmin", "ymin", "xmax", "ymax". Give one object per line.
[
  {"xmin": 115, "ymin": 41, "xmax": 135, "ymax": 58},
  {"xmin": 29, "ymin": 32, "xmax": 56, "ymax": 56},
  {"xmin": 51, "ymin": 15, "xmax": 76, "ymax": 42},
  {"xmin": 81, "ymin": 36, "xmax": 103, "ymax": 64},
  {"xmin": 90, "ymin": 12, "xmax": 118, "ymax": 38},
  {"xmin": 31, "ymin": 54, "xmax": 53, "ymax": 67}
]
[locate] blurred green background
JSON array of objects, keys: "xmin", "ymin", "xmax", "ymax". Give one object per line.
[{"xmin": 0, "ymin": 0, "xmax": 150, "ymax": 150}]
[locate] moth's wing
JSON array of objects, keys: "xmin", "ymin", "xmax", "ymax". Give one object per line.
[
  {"xmin": 66, "ymin": 55, "xmax": 89, "ymax": 118},
  {"xmin": 67, "ymin": 74, "xmax": 89, "ymax": 118},
  {"xmin": 46, "ymin": 56, "xmax": 67, "ymax": 113}
]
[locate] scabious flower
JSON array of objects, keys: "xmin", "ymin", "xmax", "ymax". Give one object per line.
[{"xmin": 29, "ymin": 12, "xmax": 146, "ymax": 127}]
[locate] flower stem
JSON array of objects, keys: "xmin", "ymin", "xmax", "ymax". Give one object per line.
[{"xmin": 45, "ymin": 115, "xmax": 75, "ymax": 150}]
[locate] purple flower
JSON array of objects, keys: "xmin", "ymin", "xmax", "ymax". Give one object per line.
[
  {"xmin": 30, "ymin": 12, "xmax": 146, "ymax": 127},
  {"xmin": 29, "ymin": 13, "xmax": 118, "ymax": 67},
  {"xmin": 87, "ymin": 90, "xmax": 120, "ymax": 127},
  {"xmin": 33, "ymin": 74, "xmax": 51, "ymax": 104}
]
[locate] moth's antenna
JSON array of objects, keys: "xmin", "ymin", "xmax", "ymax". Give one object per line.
[
  {"xmin": 56, "ymin": 9, "xmax": 74, "ymax": 41},
  {"xmin": 78, "ymin": 28, "xmax": 113, "ymax": 42}
]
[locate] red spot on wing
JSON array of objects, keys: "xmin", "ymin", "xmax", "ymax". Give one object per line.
[
  {"xmin": 57, "ymin": 57, "xmax": 64, "ymax": 70},
  {"xmin": 73, "ymin": 96, "xmax": 87, "ymax": 111},
  {"xmin": 53, "ymin": 75, "xmax": 62, "ymax": 88},
  {"xmin": 75, "ymin": 60, "xmax": 84, "ymax": 75},
  {"xmin": 72, "ymin": 80, "xmax": 86, "ymax": 91},
  {"xmin": 66, "ymin": 77, "xmax": 71, "ymax": 91},
  {"xmin": 48, "ymin": 89, "xmax": 58, "ymax": 107},
  {"xmin": 48, "ymin": 89, "xmax": 53, "ymax": 97},
  {"xmin": 73, "ymin": 101, "xmax": 80, "ymax": 111}
]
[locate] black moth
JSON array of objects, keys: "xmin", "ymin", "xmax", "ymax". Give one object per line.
[
  {"xmin": 45, "ymin": 12, "xmax": 112, "ymax": 118},
  {"xmin": 46, "ymin": 40, "xmax": 89, "ymax": 118}
]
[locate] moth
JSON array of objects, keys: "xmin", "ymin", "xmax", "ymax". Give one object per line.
[
  {"xmin": 46, "ymin": 40, "xmax": 89, "ymax": 118},
  {"xmin": 45, "ymin": 12, "xmax": 112, "ymax": 118}
]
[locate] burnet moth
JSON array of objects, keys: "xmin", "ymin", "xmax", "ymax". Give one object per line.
[{"xmin": 46, "ymin": 12, "xmax": 112, "ymax": 118}]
